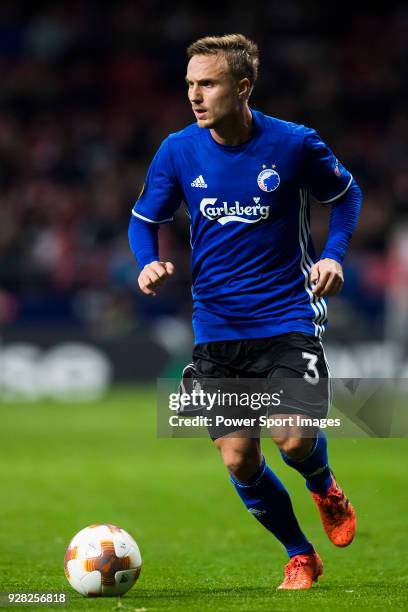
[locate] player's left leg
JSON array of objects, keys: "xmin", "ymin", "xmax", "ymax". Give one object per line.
[
  {"xmin": 274, "ymin": 428, "xmax": 356, "ymax": 548},
  {"xmin": 275, "ymin": 426, "xmax": 332, "ymax": 495},
  {"xmin": 267, "ymin": 333, "xmax": 356, "ymax": 547}
]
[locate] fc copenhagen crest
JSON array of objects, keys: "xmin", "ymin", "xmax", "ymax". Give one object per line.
[{"xmin": 257, "ymin": 168, "xmax": 280, "ymax": 192}]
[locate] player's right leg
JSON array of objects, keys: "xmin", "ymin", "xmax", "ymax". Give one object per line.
[
  {"xmin": 191, "ymin": 339, "xmax": 322, "ymax": 589},
  {"xmin": 214, "ymin": 435, "xmax": 322, "ymax": 589}
]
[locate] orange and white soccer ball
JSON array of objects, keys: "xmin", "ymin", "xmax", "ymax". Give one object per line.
[{"xmin": 64, "ymin": 524, "xmax": 142, "ymax": 597}]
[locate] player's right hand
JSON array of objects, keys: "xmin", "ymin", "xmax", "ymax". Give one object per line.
[{"xmin": 137, "ymin": 261, "xmax": 175, "ymax": 296}]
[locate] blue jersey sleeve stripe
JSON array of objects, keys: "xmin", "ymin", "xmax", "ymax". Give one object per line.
[
  {"xmin": 313, "ymin": 174, "xmax": 353, "ymax": 204},
  {"xmin": 132, "ymin": 209, "xmax": 173, "ymax": 224}
]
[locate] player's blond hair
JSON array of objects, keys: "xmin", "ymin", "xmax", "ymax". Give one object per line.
[{"xmin": 187, "ymin": 34, "xmax": 259, "ymax": 95}]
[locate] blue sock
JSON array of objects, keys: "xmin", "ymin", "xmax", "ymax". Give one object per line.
[
  {"xmin": 280, "ymin": 430, "xmax": 333, "ymax": 494},
  {"xmin": 230, "ymin": 456, "xmax": 314, "ymax": 558}
]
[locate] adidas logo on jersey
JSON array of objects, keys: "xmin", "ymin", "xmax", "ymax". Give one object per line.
[{"xmin": 191, "ymin": 175, "xmax": 207, "ymax": 188}]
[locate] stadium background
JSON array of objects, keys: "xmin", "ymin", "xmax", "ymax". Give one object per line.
[
  {"xmin": 0, "ymin": 3, "xmax": 407, "ymax": 611},
  {"xmin": 0, "ymin": 1, "xmax": 407, "ymax": 395}
]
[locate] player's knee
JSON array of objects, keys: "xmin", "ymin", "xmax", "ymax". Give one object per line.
[
  {"xmin": 221, "ymin": 447, "xmax": 261, "ymax": 482},
  {"xmin": 277, "ymin": 437, "xmax": 313, "ymax": 460}
]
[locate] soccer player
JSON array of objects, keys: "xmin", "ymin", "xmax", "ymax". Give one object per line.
[{"xmin": 129, "ymin": 34, "xmax": 361, "ymax": 590}]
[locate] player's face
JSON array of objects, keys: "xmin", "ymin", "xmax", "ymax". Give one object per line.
[{"xmin": 186, "ymin": 54, "xmax": 241, "ymax": 128}]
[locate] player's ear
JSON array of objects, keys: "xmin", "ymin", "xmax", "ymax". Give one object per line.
[{"xmin": 238, "ymin": 78, "xmax": 251, "ymax": 100}]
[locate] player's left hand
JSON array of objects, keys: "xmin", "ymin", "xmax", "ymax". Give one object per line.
[{"xmin": 310, "ymin": 258, "xmax": 344, "ymax": 297}]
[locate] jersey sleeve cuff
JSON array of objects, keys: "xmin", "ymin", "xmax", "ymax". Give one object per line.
[
  {"xmin": 320, "ymin": 252, "xmax": 344, "ymax": 264},
  {"xmin": 138, "ymin": 254, "xmax": 160, "ymax": 269}
]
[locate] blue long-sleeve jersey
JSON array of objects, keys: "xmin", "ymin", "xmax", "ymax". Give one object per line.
[{"xmin": 129, "ymin": 110, "xmax": 362, "ymax": 343}]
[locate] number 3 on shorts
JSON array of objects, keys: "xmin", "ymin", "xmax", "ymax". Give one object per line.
[{"xmin": 302, "ymin": 351, "xmax": 319, "ymax": 385}]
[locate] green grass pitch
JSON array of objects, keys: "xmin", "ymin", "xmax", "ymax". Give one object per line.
[{"xmin": 0, "ymin": 387, "xmax": 407, "ymax": 611}]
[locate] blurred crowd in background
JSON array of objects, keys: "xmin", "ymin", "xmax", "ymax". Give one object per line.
[{"xmin": 0, "ymin": 1, "xmax": 407, "ymax": 347}]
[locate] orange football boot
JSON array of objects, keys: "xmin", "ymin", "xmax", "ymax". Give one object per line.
[
  {"xmin": 278, "ymin": 551, "xmax": 323, "ymax": 590},
  {"xmin": 311, "ymin": 475, "xmax": 356, "ymax": 547}
]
